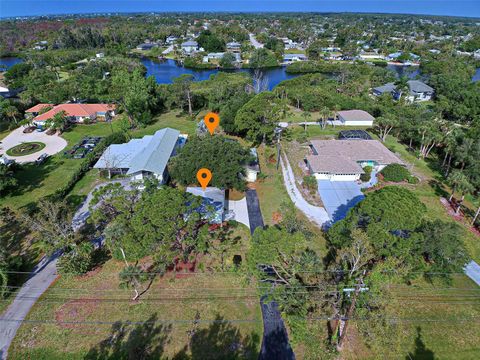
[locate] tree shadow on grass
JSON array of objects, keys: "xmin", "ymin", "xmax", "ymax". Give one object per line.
[
  {"xmin": 10, "ymin": 157, "xmax": 58, "ymax": 197},
  {"xmin": 173, "ymin": 314, "xmax": 260, "ymax": 360},
  {"xmin": 84, "ymin": 314, "xmax": 260, "ymax": 360},
  {"xmin": 405, "ymin": 327, "xmax": 435, "ymax": 360},
  {"xmin": 84, "ymin": 313, "xmax": 172, "ymax": 360}
]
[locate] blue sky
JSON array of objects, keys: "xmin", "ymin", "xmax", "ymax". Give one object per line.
[{"xmin": 1, "ymin": 1, "xmax": 479, "ymax": 18}]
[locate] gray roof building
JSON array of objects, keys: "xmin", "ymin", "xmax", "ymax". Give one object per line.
[
  {"xmin": 337, "ymin": 110, "xmax": 375, "ymax": 123},
  {"xmin": 94, "ymin": 128, "xmax": 180, "ymax": 178},
  {"xmin": 307, "ymin": 140, "xmax": 404, "ymax": 175}
]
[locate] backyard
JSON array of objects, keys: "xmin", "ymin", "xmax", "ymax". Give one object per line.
[{"xmin": 8, "ymin": 224, "xmax": 263, "ymax": 359}]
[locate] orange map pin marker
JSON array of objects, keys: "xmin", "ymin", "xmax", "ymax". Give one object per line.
[
  {"xmin": 197, "ymin": 168, "xmax": 212, "ymax": 190},
  {"xmin": 204, "ymin": 112, "xmax": 220, "ymax": 135}
]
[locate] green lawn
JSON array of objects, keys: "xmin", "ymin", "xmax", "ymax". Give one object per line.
[{"xmin": 9, "ymin": 223, "xmax": 262, "ymax": 359}]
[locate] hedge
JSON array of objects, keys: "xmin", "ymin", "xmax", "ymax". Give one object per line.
[
  {"xmin": 380, "ymin": 163, "xmax": 412, "ymax": 183},
  {"xmin": 52, "ymin": 132, "xmax": 128, "ymax": 199}
]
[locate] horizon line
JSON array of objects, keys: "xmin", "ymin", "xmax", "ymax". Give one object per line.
[{"xmin": 1, "ymin": 10, "xmax": 480, "ymax": 21}]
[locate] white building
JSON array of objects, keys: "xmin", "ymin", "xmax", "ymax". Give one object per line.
[
  {"xmin": 358, "ymin": 51, "xmax": 385, "ymax": 60},
  {"xmin": 306, "ymin": 140, "xmax": 403, "ymax": 181},
  {"xmin": 337, "ymin": 110, "xmax": 375, "ymax": 127},
  {"xmin": 181, "ymin": 40, "xmax": 199, "ymax": 54},
  {"xmin": 94, "ymin": 128, "xmax": 186, "ymax": 183},
  {"xmin": 283, "ymin": 53, "xmax": 308, "ymax": 63}
]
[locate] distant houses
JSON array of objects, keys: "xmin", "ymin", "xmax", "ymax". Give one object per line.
[
  {"xmin": 373, "ymin": 80, "xmax": 434, "ymax": 102},
  {"xmin": 306, "ymin": 140, "xmax": 404, "ymax": 181},
  {"xmin": 358, "ymin": 51, "xmax": 385, "ymax": 61},
  {"xmin": 94, "ymin": 128, "xmax": 186, "ymax": 183},
  {"xmin": 26, "ymin": 103, "xmax": 116, "ymax": 127},
  {"xmin": 337, "ymin": 110, "xmax": 375, "ymax": 127}
]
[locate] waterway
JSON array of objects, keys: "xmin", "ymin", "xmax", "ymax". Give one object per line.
[
  {"xmin": 141, "ymin": 58, "xmax": 297, "ymax": 90},
  {"xmin": 0, "ymin": 57, "xmax": 23, "ymax": 70}
]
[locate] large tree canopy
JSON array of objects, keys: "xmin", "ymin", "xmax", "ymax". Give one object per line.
[
  {"xmin": 170, "ymin": 135, "xmax": 251, "ymax": 191},
  {"xmin": 234, "ymin": 91, "xmax": 288, "ymax": 144},
  {"xmin": 328, "ymin": 187, "xmax": 426, "ymax": 261},
  {"xmin": 103, "ymin": 186, "xmax": 207, "ymax": 264}
]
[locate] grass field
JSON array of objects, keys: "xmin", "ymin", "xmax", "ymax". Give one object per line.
[{"xmin": 9, "ymin": 223, "xmax": 263, "ymax": 359}]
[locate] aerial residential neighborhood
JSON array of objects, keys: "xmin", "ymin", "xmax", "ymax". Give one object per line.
[{"xmin": 0, "ymin": 2, "xmax": 480, "ymax": 359}]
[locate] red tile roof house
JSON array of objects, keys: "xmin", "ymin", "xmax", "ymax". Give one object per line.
[{"xmin": 26, "ymin": 103, "xmax": 116, "ymax": 127}]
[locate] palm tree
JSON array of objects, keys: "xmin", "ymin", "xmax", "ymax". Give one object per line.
[
  {"xmin": 447, "ymin": 170, "xmax": 474, "ymax": 214},
  {"xmin": 332, "ymin": 105, "xmax": 341, "ymax": 128},
  {"xmin": 394, "ymin": 76, "xmax": 409, "ymax": 101},
  {"xmin": 301, "ymin": 111, "xmax": 312, "ymax": 134},
  {"xmin": 320, "ymin": 107, "xmax": 330, "ymax": 129},
  {"xmin": 4, "ymin": 106, "xmax": 20, "ymax": 125}
]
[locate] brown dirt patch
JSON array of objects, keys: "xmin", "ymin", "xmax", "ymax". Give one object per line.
[
  {"xmin": 272, "ymin": 211, "xmax": 282, "ymax": 224},
  {"xmin": 55, "ymin": 299, "xmax": 100, "ymax": 330}
]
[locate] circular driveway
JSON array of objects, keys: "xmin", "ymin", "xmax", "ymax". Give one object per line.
[{"xmin": 0, "ymin": 127, "xmax": 68, "ymax": 163}]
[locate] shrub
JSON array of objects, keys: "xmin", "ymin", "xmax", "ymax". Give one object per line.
[
  {"xmin": 57, "ymin": 243, "xmax": 95, "ymax": 275},
  {"xmin": 380, "ymin": 163, "xmax": 411, "ymax": 182},
  {"xmin": 360, "ymin": 166, "xmax": 373, "ymax": 182},
  {"xmin": 303, "ymin": 175, "xmax": 317, "ymax": 192}
]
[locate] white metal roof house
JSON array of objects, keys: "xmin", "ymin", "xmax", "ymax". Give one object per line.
[
  {"xmin": 283, "ymin": 53, "xmax": 308, "ymax": 63},
  {"xmin": 306, "ymin": 140, "xmax": 403, "ymax": 181},
  {"xmin": 337, "ymin": 110, "xmax": 375, "ymax": 126},
  {"xmin": 181, "ymin": 40, "xmax": 199, "ymax": 54},
  {"xmin": 94, "ymin": 128, "xmax": 184, "ymax": 183}
]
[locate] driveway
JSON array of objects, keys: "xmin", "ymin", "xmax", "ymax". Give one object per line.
[
  {"xmin": 0, "ymin": 126, "xmax": 67, "ymax": 163},
  {"xmin": 280, "ymin": 155, "xmax": 330, "ymax": 227},
  {"xmin": 259, "ymin": 296, "xmax": 295, "ymax": 360},
  {"xmin": 317, "ymin": 180, "xmax": 365, "ymax": 223},
  {"xmin": 465, "ymin": 261, "xmax": 480, "ymax": 286},
  {"xmin": 227, "ymin": 197, "xmax": 250, "ymax": 229},
  {"xmin": 245, "ymin": 189, "xmax": 264, "ymax": 234}
]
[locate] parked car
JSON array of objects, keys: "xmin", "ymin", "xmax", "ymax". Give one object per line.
[
  {"xmin": 23, "ymin": 126, "xmax": 36, "ymax": 134},
  {"xmin": 35, "ymin": 153, "xmax": 49, "ymax": 165}
]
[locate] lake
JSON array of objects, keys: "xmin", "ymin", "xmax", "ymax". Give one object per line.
[
  {"xmin": 141, "ymin": 58, "xmax": 299, "ymax": 90},
  {"xmin": 0, "ymin": 57, "xmax": 23, "ymax": 69}
]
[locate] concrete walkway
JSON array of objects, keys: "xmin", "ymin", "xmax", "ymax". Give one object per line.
[
  {"xmin": 0, "ymin": 127, "xmax": 67, "ymax": 163},
  {"xmin": 280, "ymin": 155, "xmax": 330, "ymax": 227},
  {"xmin": 227, "ymin": 198, "xmax": 250, "ymax": 229}
]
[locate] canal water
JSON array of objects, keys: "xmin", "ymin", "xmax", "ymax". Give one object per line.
[
  {"xmin": 2, "ymin": 56, "xmax": 478, "ymax": 87},
  {"xmin": 141, "ymin": 58, "xmax": 298, "ymax": 90}
]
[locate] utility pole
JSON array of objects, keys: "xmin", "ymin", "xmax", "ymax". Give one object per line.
[{"xmin": 337, "ymin": 280, "xmax": 362, "ymax": 350}]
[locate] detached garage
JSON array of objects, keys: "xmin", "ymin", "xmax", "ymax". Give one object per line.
[{"xmin": 337, "ymin": 110, "xmax": 375, "ymax": 126}]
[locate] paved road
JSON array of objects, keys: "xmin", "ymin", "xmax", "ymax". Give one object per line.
[
  {"xmin": 0, "ymin": 251, "xmax": 61, "ymax": 359},
  {"xmin": 258, "ymin": 296, "xmax": 295, "ymax": 360},
  {"xmin": 465, "ymin": 261, "xmax": 480, "ymax": 286},
  {"xmin": 280, "ymin": 155, "xmax": 330, "ymax": 227},
  {"xmin": 249, "ymin": 33, "xmax": 264, "ymax": 49},
  {"xmin": 245, "ymin": 189, "xmax": 264, "ymax": 234},
  {"xmin": 0, "ymin": 179, "xmax": 128, "ymax": 359}
]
